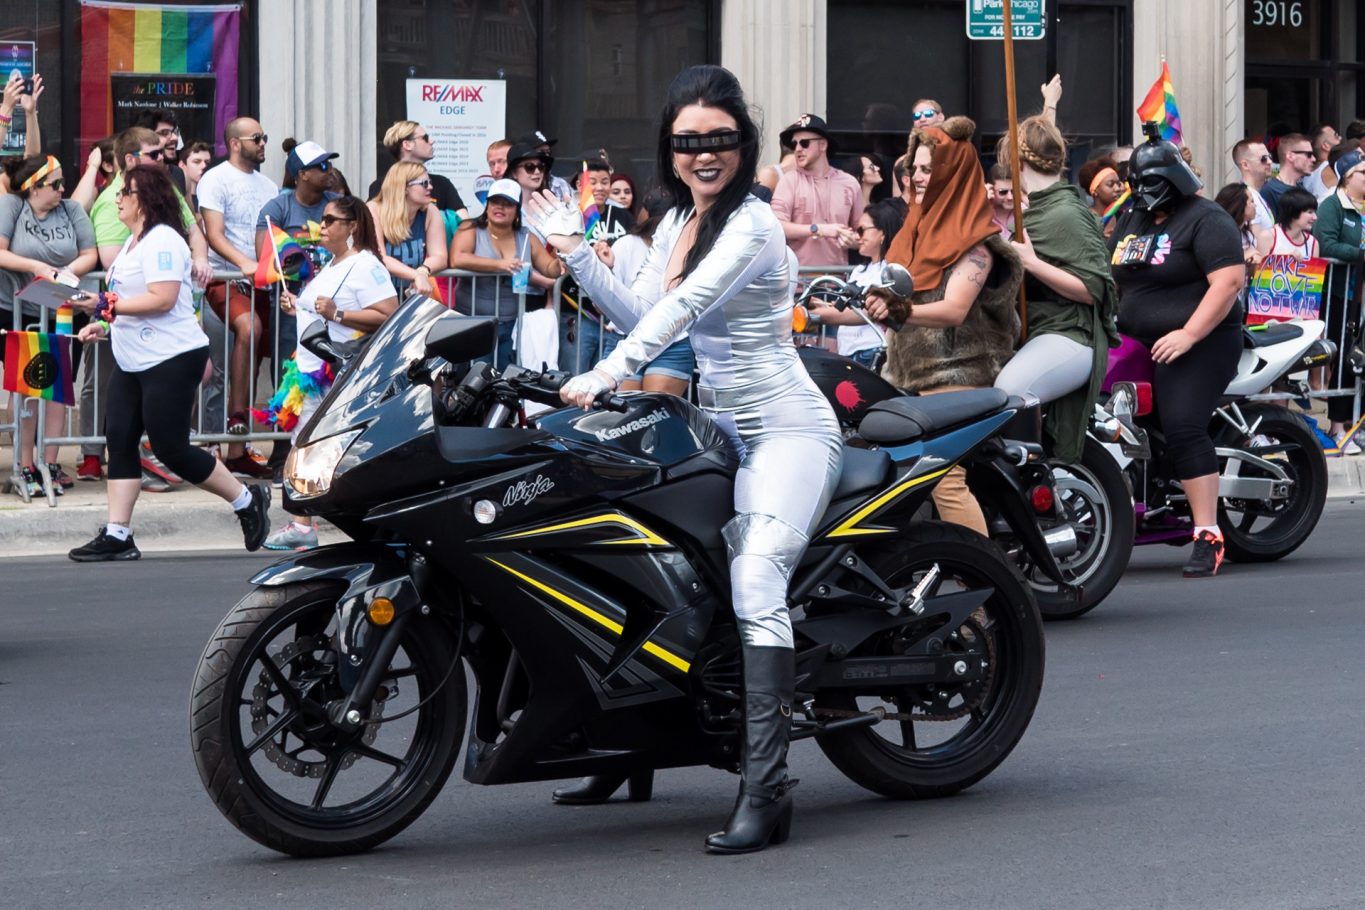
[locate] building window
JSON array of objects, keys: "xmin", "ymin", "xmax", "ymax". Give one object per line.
[
  {"xmin": 826, "ymin": 0, "xmax": 1133, "ymax": 162},
  {"xmin": 376, "ymin": 0, "xmax": 716, "ymax": 197},
  {"xmin": 1245, "ymin": 0, "xmax": 1363, "ymax": 138}
]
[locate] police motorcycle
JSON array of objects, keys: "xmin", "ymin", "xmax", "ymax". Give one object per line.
[
  {"xmin": 189, "ymin": 293, "xmax": 1048, "ymax": 857},
  {"xmin": 795, "ymin": 265, "xmax": 1134, "ymax": 621}
]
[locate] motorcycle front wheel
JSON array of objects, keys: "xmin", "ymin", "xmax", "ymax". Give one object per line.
[
  {"xmin": 1214, "ymin": 404, "xmax": 1328, "ymax": 563},
  {"xmin": 189, "ymin": 581, "xmax": 466, "ymax": 857},
  {"xmin": 814, "ymin": 521, "xmax": 1045, "ymax": 799}
]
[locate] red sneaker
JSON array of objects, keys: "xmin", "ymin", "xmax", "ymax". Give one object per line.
[
  {"xmin": 77, "ymin": 455, "xmax": 104, "ymax": 482},
  {"xmin": 224, "ymin": 454, "xmax": 272, "ymax": 479}
]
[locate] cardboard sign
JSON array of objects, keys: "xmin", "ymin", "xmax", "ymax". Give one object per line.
[
  {"xmin": 406, "ymin": 79, "xmax": 506, "ymax": 216},
  {"xmin": 1245, "ymin": 254, "xmax": 1325, "ymax": 325}
]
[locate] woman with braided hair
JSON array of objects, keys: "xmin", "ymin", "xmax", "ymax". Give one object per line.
[
  {"xmin": 865, "ymin": 116, "xmax": 1022, "ymax": 534},
  {"xmin": 994, "ymin": 115, "xmax": 1120, "ymax": 463}
]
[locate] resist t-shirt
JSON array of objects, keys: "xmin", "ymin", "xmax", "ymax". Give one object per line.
[
  {"xmin": 293, "ymin": 250, "xmax": 395, "ymax": 374},
  {"xmin": 0, "ymin": 197, "xmax": 95, "ymax": 315},
  {"xmin": 1109, "ymin": 196, "xmax": 1245, "ymax": 342},
  {"xmin": 106, "ymin": 224, "xmax": 208, "ymax": 371},
  {"xmin": 196, "ymin": 162, "xmax": 279, "ymax": 271}
]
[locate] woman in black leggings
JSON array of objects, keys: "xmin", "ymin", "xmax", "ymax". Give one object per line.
[
  {"xmin": 1111, "ymin": 132, "xmax": 1246, "ymax": 578},
  {"xmin": 67, "ymin": 164, "xmax": 270, "ymax": 561}
]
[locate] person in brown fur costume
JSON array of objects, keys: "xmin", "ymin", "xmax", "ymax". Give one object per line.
[{"xmin": 866, "ymin": 116, "xmax": 1022, "ymax": 534}]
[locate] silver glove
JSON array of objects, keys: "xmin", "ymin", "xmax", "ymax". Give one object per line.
[
  {"xmin": 524, "ymin": 194, "xmax": 585, "ymax": 239},
  {"xmin": 560, "ymin": 368, "xmax": 616, "ymax": 409}
]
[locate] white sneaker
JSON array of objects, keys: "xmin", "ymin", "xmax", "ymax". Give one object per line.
[
  {"xmin": 263, "ymin": 522, "xmax": 318, "ymax": 551},
  {"xmin": 1332, "ymin": 431, "xmax": 1361, "ymax": 455}
]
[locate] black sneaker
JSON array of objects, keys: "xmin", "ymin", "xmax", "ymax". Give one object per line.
[
  {"xmin": 236, "ymin": 483, "xmax": 271, "ymax": 552},
  {"xmin": 69, "ymin": 527, "xmax": 141, "ymax": 562},
  {"xmin": 1183, "ymin": 530, "xmax": 1225, "ymax": 578}
]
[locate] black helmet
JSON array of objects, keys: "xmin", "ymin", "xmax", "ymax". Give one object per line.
[{"xmin": 1128, "ymin": 122, "xmax": 1201, "ymax": 212}]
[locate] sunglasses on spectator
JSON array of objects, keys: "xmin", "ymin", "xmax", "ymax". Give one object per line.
[
  {"xmin": 793, "ymin": 137, "xmax": 823, "ymax": 150},
  {"xmin": 242, "ymin": 133, "xmax": 268, "ymax": 145},
  {"xmin": 1259, "ymin": 154, "xmax": 1274, "ymax": 163},
  {"xmin": 412, "ymin": 133, "xmax": 431, "ymax": 143},
  {"xmin": 38, "ymin": 177, "xmax": 63, "ymax": 191},
  {"xmin": 518, "ymin": 162, "xmax": 547, "ymax": 174},
  {"xmin": 408, "ymin": 178, "xmax": 432, "ymax": 189},
  {"xmin": 319, "ymin": 214, "xmax": 354, "ymax": 227},
  {"xmin": 118, "ymin": 186, "xmax": 137, "ymax": 198},
  {"xmin": 154, "ymin": 126, "xmax": 180, "ymax": 138},
  {"xmin": 134, "ymin": 148, "xmax": 164, "ymax": 161},
  {"xmin": 1288, "ymin": 148, "xmax": 1314, "ymax": 157},
  {"xmin": 305, "ymin": 160, "xmax": 332, "ymax": 172},
  {"xmin": 911, "ymin": 110, "xmax": 939, "ymax": 121},
  {"xmin": 854, "ymin": 226, "xmax": 876, "ymax": 236}
]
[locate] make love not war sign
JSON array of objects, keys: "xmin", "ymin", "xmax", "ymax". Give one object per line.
[{"xmin": 1245, "ymin": 254, "xmax": 1326, "ymax": 326}]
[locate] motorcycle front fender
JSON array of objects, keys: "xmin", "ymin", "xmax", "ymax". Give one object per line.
[
  {"xmin": 967, "ymin": 456, "xmax": 1076, "ymax": 595},
  {"xmin": 250, "ymin": 542, "xmax": 424, "ymax": 691}
]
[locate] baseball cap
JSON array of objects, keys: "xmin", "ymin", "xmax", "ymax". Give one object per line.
[
  {"xmin": 780, "ymin": 113, "xmax": 833, "ymax": 150},
  {"xmin": 486, "ymin": 178, "xmax": 521, "ymax": 204},
  {"xmin": 1334, "ymin": 148, "xmax": 1365, "ymax": 180},
  {"xmin": 516, "ymin": 130, "xmax": 558, "ymax": 148},
  {"xmin": 286, "ymin": 140, "xmax": 339, "ymax": 176}
]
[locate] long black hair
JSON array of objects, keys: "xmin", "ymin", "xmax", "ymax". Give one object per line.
[
  {"xmin": 864, "ymin": 199, "xmax": 906, "ymax": 259},
  {"xmin": 655, "ymin": 65, "xmax": 760, "ymax": 284}
]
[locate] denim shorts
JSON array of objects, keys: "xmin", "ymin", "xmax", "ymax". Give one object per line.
[{"xmin": 599, "ymin": 334, "xmax": 696, "ymax": 382}]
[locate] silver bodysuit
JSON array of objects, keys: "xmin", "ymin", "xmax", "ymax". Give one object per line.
[{"xmin": 563, "ymin": 197, "xmax": 843, "ymax": 649}]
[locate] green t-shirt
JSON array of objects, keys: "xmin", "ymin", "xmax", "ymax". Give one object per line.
[{"xmin": 91, "ymin": 172, "xmax": 196, "ymax": 248}]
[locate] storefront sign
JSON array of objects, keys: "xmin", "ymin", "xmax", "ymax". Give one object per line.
[
  {"xmin": 966, "ymin": 0, "xmax": 1046, "ymax": 40},
  {"xmin": 0, "ymin": 42, "xmax": 35, "ymax": 155},
  {"xmin": 406, "ymin": 79, "xmax": 506, "ymax": 214},
  {"xmin": 110, "ymin": 74, "xmax": 215, "ymax": 144},
  {"xmin": 1246, "ymin": 254, "xmax": 1325, "ymax": 325},
  {"xmin": 1246, "ymin": 0, "xmax": 1317, "ymax": 60}
]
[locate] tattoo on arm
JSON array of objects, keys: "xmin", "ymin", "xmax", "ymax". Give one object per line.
[{"xmin": 963, "ymin": 244, "xmax": 991, "ymax": 288}]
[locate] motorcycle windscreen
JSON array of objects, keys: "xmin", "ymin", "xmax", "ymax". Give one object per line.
[{"xmin": 297, "ymin": 295, "xmax": 449, "ymax": 446}]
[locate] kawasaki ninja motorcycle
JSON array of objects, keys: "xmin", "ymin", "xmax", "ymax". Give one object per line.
[{"xmin": 189, "ymin": 296, "xmax": 1045, "ymax": 857}]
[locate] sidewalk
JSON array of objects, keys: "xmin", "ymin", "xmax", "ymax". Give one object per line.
[
  {"xmin": 1, "ymin": 444, "xmax": 344, "ymax": 558},
  {"xmin": 4, "ymin": 440, "xmax": 1360, "ymax": 558}
]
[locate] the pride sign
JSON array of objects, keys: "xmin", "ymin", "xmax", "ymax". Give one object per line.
[{"xmin": 1246, "ymin": 255, "xmax": 1326, "ymax": 325}]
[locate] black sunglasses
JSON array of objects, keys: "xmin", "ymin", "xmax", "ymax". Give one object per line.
[
  {"xmin": 670, "ymin": 129, "xmax": 743, "ymax": 153},
  {"xmin": 412, "ymin": 133, "xmax": 431, "ymax": 143},
  {"xmin": 243, "ymin": 133, "xmax": 268, "ymax": 145},
  {"xmin": 854, "ymin": 225, "xmax": 875, "ymax": 236},
  {"xmin": 118, "ymin": 186, "xmax": 137, "ymax": 198},
  {"xmin": 134, "ymin": 148, "xmax": 164, "ymax": 161},
  {"xmin": 39, "ymin": 177, "xmax": 63, "ymax": 191},
  {"xmin": 793, "ymin": 137, "xmax": 825, "ymax": 150},
  {"xmin": 319, "ymin": 214, "xmax": 354, "ymax": 227},
  {"xmin": 305, "ymin": 160, "xmax": 332, "ymax": 173},
  {"xmin": 518, "ymin": 161, "xmax": 547, "ymax": 174}
]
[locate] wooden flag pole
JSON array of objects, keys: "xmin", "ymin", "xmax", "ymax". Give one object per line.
[{"xmin": 1001, "ymin": 0, "xmax": 1029, "ymax": 340}]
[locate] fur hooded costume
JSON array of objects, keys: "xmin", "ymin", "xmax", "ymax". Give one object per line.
[{"xmin": 881, "ymin": 117, "xmax": 1022, "ymax": 392}]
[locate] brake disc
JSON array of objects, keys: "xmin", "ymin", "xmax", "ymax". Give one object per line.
[{"xmin": 250, "ymin": 634, "xmax": 385, "ymax": 778}]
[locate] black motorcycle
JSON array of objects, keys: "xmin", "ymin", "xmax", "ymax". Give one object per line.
[
  {"xmin": 189, "ymin": 296, "xmax": 1046, "ymax": 857},
  {"xmin": 795, "ymin": 270, "xmax": 1134, "ymax": 620}
]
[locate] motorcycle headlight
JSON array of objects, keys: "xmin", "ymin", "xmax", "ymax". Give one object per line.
[{"xmin": 285, "ymin": 429, "xmax": 361, "ymax": 499}]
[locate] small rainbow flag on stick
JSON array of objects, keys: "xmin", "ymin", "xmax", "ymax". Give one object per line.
[
  {"xmin": 2, "ymin": 331, "xmax": 75, "ymax": 405},
  {"xmin": 255, "ymin": 217, "xmax": 312, "ymax": 288},
  {"xmin": 1102, "ymin": 188, "xmax": 1132, "ymax": 226},
  {"xmin": 1137, "ymin": 61, "xmax": 1183, "ymax": 144},
  {"xmin": 579, "ymin": 161, "xmax": 601, "ymax": 242},
  {"xmin": 55, "ymin": 304, "xmax": 73, "ymax": 335}
]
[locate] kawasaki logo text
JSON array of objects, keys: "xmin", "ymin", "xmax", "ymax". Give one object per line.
[{"xmin": 595, "ymin": 408, "xmax": 670, "ymax": 442}]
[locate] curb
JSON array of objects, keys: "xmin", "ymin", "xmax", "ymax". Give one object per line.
[{"xmin": 1326, "ymin": 455, "xmax": 1365, "ymax": 500}]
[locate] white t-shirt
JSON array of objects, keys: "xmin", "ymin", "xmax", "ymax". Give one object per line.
[
  {"xmin": 1268, "ymin": 225, "xmax": 1320, "ymax": 260},
  {"xmin": 106, "ymin": 225, "xmax": 207, "ymax": 371},
  {"xmin": 1303, "ymin": 161, "xmax": 1334, "ymax": 201},
  {"xmin": 836, "ymin": 262, "xmax": 886, "ymax": 356},
  {"xmin": 293, "ymin": 250, "xmax": 395, "ymax": 374},
  {"xmin": 195, "ymin": 161, "xmax": 279, "ymax": 271},
  {"xmin": 1249, "ymin": 185, "xmax": 1276, "ymax": 236}
]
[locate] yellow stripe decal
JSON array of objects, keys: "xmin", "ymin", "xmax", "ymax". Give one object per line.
[
  {"xmin": 825, "ymin": 465, "xmax": 955, "ymax": 539},
  {"xmin": 485, "ymin": 558, "xmax": 691, "ymax": 673},
  {"xmin": 489, "ymin": 513, "xmax": 670, "ymax": 546}
]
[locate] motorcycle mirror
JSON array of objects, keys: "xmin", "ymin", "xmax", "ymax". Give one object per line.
[
  {"xmin": 877, "ymin": 263, "xmax": 914, "ymax": 298},
  {"xmin": 299, "ymin": 320, "xmax": 345, "ymax": 366},
  {"xmin": 425, "ymin": 314, "xmax": 499, "ymax": 364}
]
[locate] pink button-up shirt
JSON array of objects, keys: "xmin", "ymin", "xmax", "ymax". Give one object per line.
[{"xmin": 772, "ymin": 166, "xmax": 864, "ymax": 268}]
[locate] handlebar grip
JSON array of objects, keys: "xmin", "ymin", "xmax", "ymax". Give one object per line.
[{"xmin": 598, "ymin": 393, "xmax": 630, "ymax": 412}]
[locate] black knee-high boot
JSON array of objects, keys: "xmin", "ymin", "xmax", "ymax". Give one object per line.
[
  {"xmin": 551, "ymin": 770, "xmax": 653, "ymax": 805},
  {"xmin": 705, "ymin": 645, "xmax": 795, "ymax": 854}
]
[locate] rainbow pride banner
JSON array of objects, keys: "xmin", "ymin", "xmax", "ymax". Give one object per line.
[
  {"xmin": 2, "ymin": 331, "xmax": 76, "ymax": 405},
  {"xmin": 1246, "ymin": 255, "xmax": 1326, "ymax": 326},
  {"xmin": 79, "ymin": 2, "xmax": 242, "ymax": 157}
]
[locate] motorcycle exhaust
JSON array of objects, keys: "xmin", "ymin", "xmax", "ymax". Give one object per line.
[{"xmin": 1043, "ymin": 524, "xmax": 1079, "ymax": 559}]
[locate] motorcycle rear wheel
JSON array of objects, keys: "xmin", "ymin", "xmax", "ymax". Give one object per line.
[
  {"xmin": 189, "ymin": 581, "xmax": 466, "ymax": 857},
  {"xmin": 1215, "ymin": 404, "xmax": 1327, "ymax": 563},
  {"xmin": 814, "ymin": 522, "xmax": 1045, "ymax": 799}
]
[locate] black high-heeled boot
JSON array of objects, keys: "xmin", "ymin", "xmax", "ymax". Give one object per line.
[
  {"xmin": 705, "ymin": 645, "xmax": 796, "ymax": 854},
  {"xmin": 551, "ymin": 770, "xmax": 654, "ymax": 805}
]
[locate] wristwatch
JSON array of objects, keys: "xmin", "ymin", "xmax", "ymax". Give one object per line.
[
  {"xmin": 333, "ymin": 310, "xmax": 344, "ymax": 325},
  {"xmin": 809, "ymin": 223, "xmax": 820, "ymax": 235}
]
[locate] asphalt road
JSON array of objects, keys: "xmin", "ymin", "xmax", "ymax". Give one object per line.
[{"xmin": 4, "ymin": 501, "xmax": 1364, "ymax": 910}]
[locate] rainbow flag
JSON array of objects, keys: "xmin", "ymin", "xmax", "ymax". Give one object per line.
[
  {"xmin": 78, "ymin": 2, "xmax": 242, "ymax": 158},
  {"xmin": 255, "ymin": 220, "xmax": 312, "ymax": 288},
  {"xmin": 579, "ymin": 162, "xmax": 601, "ymax": 242},
  {"xmin": 2, "ymin": 331, "xmax": 75, "ymax": 405},
  {"xmin": 55, "ymin": 304, "xmax": 73, "ymax": 335},
  {"xmin": 1137, "ymin": 61, "xmax": 1183, "ymax": 144},
  {"xmin": 1102, "ymin": 188, "xmax": 1131, "ymax": 226}
]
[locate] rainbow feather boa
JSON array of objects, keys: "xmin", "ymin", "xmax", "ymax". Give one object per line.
[{"xmin": 252, "ymin": 358, "xmax": 334, "ymax": 431}]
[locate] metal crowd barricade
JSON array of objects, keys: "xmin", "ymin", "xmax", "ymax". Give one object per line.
[{"xmin": 1313, "ymin": 258, "xmax": 1363, "ymax": 425}]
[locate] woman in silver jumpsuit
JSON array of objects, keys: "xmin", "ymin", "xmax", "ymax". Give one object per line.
[{"xmin": 526, "ymin": 64, "xmax": 842, "ymax": 854}]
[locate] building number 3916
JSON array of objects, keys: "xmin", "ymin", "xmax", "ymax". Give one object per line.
[{"xmin": 1250, "ymin": 0, "xmax": 1304, "ymax": 28}]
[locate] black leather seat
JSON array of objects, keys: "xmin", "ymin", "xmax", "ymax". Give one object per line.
[
  {"xmin": 832, "ymin": 446, "xmax": 893, "ymax": 499},
  {"xmin": 859, "ymin": 388, "xmax": 1010, "ymax": 445},
  {"xmin": 1244, "ymin": 322, "xmax": 1304, "ymax": 348}
]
